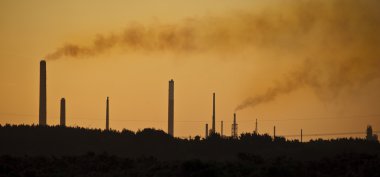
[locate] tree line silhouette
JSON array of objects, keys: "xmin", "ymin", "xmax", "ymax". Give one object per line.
[
  {"xmin": 0, "ymin": 124, "xmax": 379, "ymax": 161},
  {"xmin": 1, "ymin": 152, "xmax": 379, "ymax": 177}
]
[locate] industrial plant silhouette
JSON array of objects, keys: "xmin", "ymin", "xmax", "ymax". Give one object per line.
[
  {"xmin": 1, "ymin": 60, "xmax": 378, "ymax": 156},
  {"xmin": 37, "ymin": 60, "xmax": 238, "ymax": 137},
  {"xmin": 1, "ymin": 60, "xmax": 379, "ymax": 177},
  {"xmin": 36, "ymin": 60, "xmax": 379, "ymax": 141}
]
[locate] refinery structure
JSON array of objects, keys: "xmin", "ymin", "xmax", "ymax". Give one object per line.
[{"xmin": 37, "ymin": 60, "xmax": 378, "ymax": 141}]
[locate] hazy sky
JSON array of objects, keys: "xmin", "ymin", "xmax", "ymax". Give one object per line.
[{"xmin": 1, "ymin": 0, "xmax": 379, "ymax": 140}]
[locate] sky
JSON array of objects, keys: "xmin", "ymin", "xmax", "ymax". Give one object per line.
[{"xmin": 0, "ymin": 0, "xmax": 379, "ymax": 140}]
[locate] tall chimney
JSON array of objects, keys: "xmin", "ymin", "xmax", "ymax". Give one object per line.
[
  {"xmin": 255, "ymin": 118, "xmax": 258, "ymax": 134},
  {"xmin": 221, "ymin": 121, "xmax": 223, "ymax": 137},
  {"xmin": 273, "ymin": 126, "xmax": 276, "ymax": 140},
  {"xmin": 205, "ymin": 123, "xmax": 209, "ymax": 138},
  {"xmin": 168, "ymin": 79, "xmax": 174, "ymax": 136},
  {"xmin": 231, "ymin": 113, "xmax": 238, "ymax": 138},
  {"xmin": 60, "ymin": 98, "xmax": 66, "ymax": 126},
  {"xmin": 212, "ymin": 92, "xmax": 215, "ymax": 134},
  {"xmin": 106, "ymin": 97, "xmax": 109, "ymax": 131},
  {"xmin": 39, "ymin": 60, "xmax": 47, "ymax": 126},
  {"xmin": 301, "ymin": 129, "xmax": 303, "ymax": 143}
]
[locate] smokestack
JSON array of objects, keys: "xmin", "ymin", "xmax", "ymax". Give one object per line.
[
  {"xmin": 205, "ymin": 124, "xmax": 209, "ymax": 138},
  {"xmin": 212, "ymin": 92, "xmax": 215, "ymax": 134},
  {"xmin": 273, "ymin": 126, "xmax": 276, "ymax": 140},
  {"xmin": 60, "ymin": 98, "xmax": 66, "ymax": 126},
  {"xmin": 168, "ymin": 79, "xmax": 174, "ymax": 136},
  {"xmin": 301, "ymin": 129, "xmax": 303, "ymax": 143},
  {"xmin": 221, "ymin": 121, "xmax": 223, "ymax": 137},
  {"xmin": 231, "ymin": 113, "xmax": 238, "ymax": 138},
  {"xmin": 106, "ymin": 97, "xmax": 109, "ymax": 131},
  {"xmin": 255, "ymin": 118, "xmax": 258, "ymax": 134},
  {"xmin": 39, "ymin": 60, "xmax": 47, "ymax": 126}
]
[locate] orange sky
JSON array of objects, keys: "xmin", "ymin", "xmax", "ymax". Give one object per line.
[{"xmin": 0, "ymin": 0, "xmax": 379, "ymax": 140}]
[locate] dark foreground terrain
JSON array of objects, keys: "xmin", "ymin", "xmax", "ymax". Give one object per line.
[
  {"xmin": 1, "ymin": 153, "xmax": 379, "ymax": 177},
  {"xmin": 1, "ymin": 125, "xmax": 379, "ymax": 177}
]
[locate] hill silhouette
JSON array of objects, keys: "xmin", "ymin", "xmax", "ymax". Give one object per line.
[{"xmin": 0, "ymin": 124, "xmax": 379, "ymax": 161}]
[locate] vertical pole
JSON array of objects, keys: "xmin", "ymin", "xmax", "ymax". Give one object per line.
[
  {"xmin": 273, "ymin": 126, "xmax": 276, "ymax": 140},
  {"xmin": 301, "ymin": 129, "xmax": 303, "ymax": 143}
]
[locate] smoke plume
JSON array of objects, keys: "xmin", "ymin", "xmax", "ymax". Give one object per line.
[
  {"xmin": 46, "ymin": 0, "xmax": 380, "ymax": 60},
  {"xmin": 235, "ymin": 57, "xmax": 380, "ymax": 111},
  {"xmin": 233, "ymin": 0, "xmax": 380, "ymax": 111},
  {"xmin": 45, "ymin": 0, "xmax": 380, "ymax": 111}
]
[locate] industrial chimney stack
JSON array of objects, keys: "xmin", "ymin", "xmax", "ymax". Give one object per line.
[
  {"xmin": 221, "ymin": 121, "xmax": 224, "ymax": 137},
  {"xmin": 255, "ymin": 119, "xmax": 258, "ymax": 134},
  {"xmin": 168, "ymin": 80, "xmax": 174, "ymax": 136},
  {"xmin": 231, "ymin": 113, "xmax": 238, "ymax": 139},
  {"xmin": 106, "ymin": 97, "xmax": 109, "ymax": 131},
  {"xmin": 60, "ymin": 98, "xmax": 66, "ymax": 126},
  {"xmin": 212, "ymin": 92, "xmax": 215, "ymax": 134},
  {"xmin": 205, "ymin": 123, "xmax": 209, "ymax": 138},
  {"xmin": 39, "ymin": 60, "xmax": 47, "ymax": 126}
]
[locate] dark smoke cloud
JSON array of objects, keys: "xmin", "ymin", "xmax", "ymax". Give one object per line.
[
  {"xmin": 45, "ymin": 0, "xmax": 380, "ymax": 111},
  {"xmin": 45, "ymin": 23, "xmax": 201, "ymax": 60},
  {"xmin": 234, "ymin": 0, "xmax": 380, "ymax": 111},
  {"xmin": 46, "ymin": 0, "xmax": 380, "ymax": 60},
  {"xmin": 235, "ymin": 57, "xmax": 380, "ymax": 111}
]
